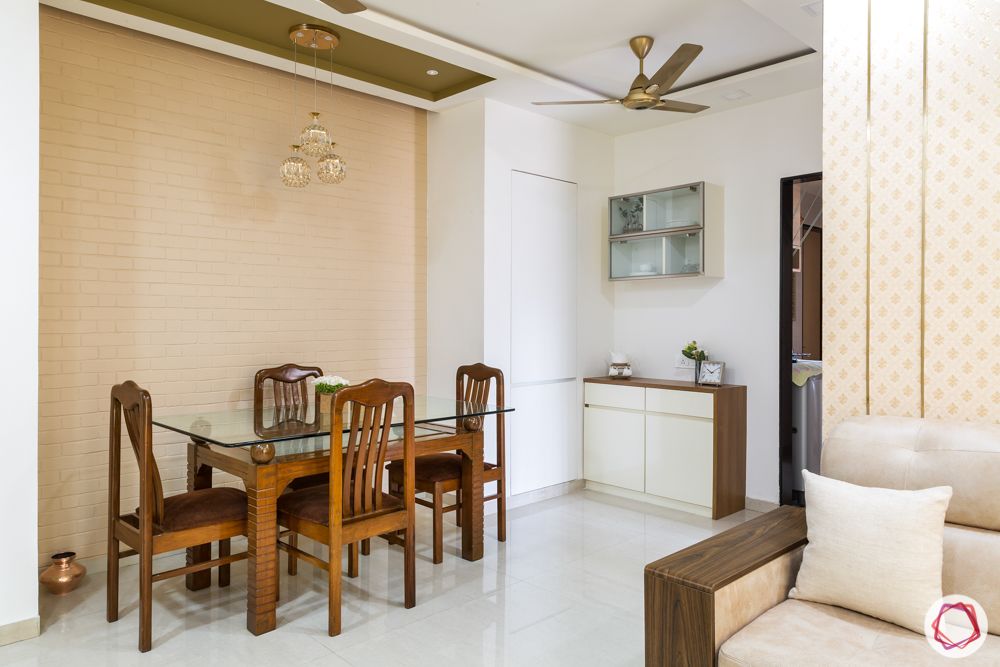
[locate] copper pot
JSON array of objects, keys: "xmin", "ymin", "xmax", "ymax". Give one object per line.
[{"xmin": 39, "ymin": 551, "xmax": 86, "ymax": 595}]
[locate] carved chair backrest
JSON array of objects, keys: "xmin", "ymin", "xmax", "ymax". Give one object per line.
[
  {"xmin": 254, "ymin": 363, "xmax": 323, "ymax": 427},
  {"xmin": 109, "ymin": 381, "xmax": 164, "ymax": 525},
  {"xmin": 456, "ymin": 363, "xmax": 505, "ymax": 468},
  {"xmin": 331, "ymin": 379, "xmax": 414, "ymax": 521}
]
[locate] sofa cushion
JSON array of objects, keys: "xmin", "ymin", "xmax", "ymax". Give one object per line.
[
  {"xmin": 789, "ymin": 470, "xmax": 951, "ymax": 634},
  {"xmin": 823, "ymin": 416, "xmax": 1000, "ymax": 531},
  {"xmin": 944, "ymin": 523, "xmax": 1000, "ymax": 635},
  {"xmin": 719, "ymin": 599, "xmax": 1000, "ymax": 666}
]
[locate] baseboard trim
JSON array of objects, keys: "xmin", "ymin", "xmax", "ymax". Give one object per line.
[
  {"xmin": 584, "ymin": 481, "xmax": 714, "ymax": 518},
  {"xmin": 0, "ymin": 616, "xmax": 40, "ymax": 647},
  {"xmin": 507, "ymin": 479, "xmax": 584, "ymax": 510},
  {"xmin": 745, "ymin": 497, "xmax": 779, "ymax": 514}
]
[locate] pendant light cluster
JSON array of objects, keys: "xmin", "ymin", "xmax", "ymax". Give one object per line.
[{"xmin": 280, "ymin": 25, "xmax": 347, "ymax": 188}]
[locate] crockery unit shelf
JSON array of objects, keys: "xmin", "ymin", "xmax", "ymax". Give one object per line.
[
  {"xmin": 608, "ymin": 182, "xmax": 723, "ymax": 280},
  {"xmin": 582, "ymin": 377, "xmax": 746, "ymax": 519}
]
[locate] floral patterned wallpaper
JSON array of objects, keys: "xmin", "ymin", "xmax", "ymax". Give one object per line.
[{"xmin": 823, "ymin": 0, "xmax": 999, "ymax": 436}]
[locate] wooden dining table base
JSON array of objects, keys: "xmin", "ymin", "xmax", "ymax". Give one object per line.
[{"xmin": 185, "ymin": 426, "xmax": 485, "ymax": 636}]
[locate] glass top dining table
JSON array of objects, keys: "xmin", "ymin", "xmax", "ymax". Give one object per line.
[
  {"xmin": 169, "ymin": 393, "xmax": 510, "ymax": 635},
  {"xmin": 152, "ymin": 395, "xmax": 512, "ymax": 453}
]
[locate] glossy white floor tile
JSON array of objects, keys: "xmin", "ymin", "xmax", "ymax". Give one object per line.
[{"xmin": 1, "ymin": 490, "xmax": 757, "ymax": 666}]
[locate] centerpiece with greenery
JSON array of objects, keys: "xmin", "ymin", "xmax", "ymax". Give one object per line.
[
  {"xmin": 681, "ymin": 341, "xmax": 707, "ymax": 383},
  {"xmin": 314, "ymin": 375, "xmax": 350, "ymax": 415}
]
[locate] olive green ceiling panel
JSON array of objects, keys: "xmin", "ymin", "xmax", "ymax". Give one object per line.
[{"xmin": 81, "ymin": 0, "xmax": 493, "ymax": 101}]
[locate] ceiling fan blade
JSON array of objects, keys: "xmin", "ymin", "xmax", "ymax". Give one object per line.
[
  {"xmin": 653, "ymin": 99, "xmax": 709, "ymax": 113},
  {"xmin": 318, "ymin": 0, "xmax": 367, "ymax": 13},
  {"xmin": 645, "ymin": 43, "xmax": 703, "ymax": 94},
  {"xmin": 532, "ymin": 99, "xmax": 621, "ymax": 106}
]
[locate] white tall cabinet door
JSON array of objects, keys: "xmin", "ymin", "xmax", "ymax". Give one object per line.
[
  {"xmin": 510, "ymin": 171, "xmax": 577, "ymax": 384},
  {"xmin": 584, "ymin": 406, "xmax": 644, "ymax": 492},
  {"xmin": 508, "ymin": 171, "xmax": 578, "ymax": 496},
  {"xmin": 645, "ymin": 414, "xmax": 714, "ymax": 507},
  {"xmin": 509, "ymin": 381, "xmax": 580, "ymax": 495}
]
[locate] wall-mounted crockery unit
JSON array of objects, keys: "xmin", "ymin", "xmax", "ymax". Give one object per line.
[
  {"xmin": 608, "ymin": 182, "xmax": 723, "ymax": 280},
  {"xmin": 582, "ymin": 377, "xmax": 746, "ymax": 519}
]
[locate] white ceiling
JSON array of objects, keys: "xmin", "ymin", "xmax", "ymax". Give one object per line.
[
  {"xmin": 364, "ymin": 0, "xmax": 812, "ymax": 100},
  {"xmin": 347, "ymin": 0, "xmax": 823, "ymax": 135},
  {"xmin": 49, "ymin": 0, "xmax": 823, "ymax": 136}
]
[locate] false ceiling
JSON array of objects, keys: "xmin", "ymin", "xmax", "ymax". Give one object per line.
[
  {"xmin": 362, "ymin": 0, "xmax": 814, "ymax": 100},
  {"xmin": 48, "ymin": 0, "xmax": 823, "ymax": 136},
  {"xmin": 77, "ymin": 0, "xmax": 493, "ymax": 101}
]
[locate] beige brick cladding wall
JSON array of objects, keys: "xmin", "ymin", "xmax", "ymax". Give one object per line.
[{"xmin": 38, "ymin": 7, "xmax": 427, "ymax": 564}]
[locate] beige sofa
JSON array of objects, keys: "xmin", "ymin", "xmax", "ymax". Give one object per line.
[{"xmin": 644, "ymin": 416, "xmax": 1000, "ymax": 666}]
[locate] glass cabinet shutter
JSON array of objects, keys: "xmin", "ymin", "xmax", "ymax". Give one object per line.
[{"xmin": 608, "ymin": 182, "xmax": 710, "ymax": 280}]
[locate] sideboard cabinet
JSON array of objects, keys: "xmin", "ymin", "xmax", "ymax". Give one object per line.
[{"xmin": 583, "ymin": 377, "xmax": 746, "ymax": 519}]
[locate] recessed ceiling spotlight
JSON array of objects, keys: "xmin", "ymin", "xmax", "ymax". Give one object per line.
[
  {"xmin": 426, "ymin": 69, "xmax": 439, "ymax": 76},
  {"xmin": 800, "ymin": 1, "xmax": 822, "ymax": 17},
  {"xmin": 722, "ymin": 89, "xmax": 751, "ymax": 101}
]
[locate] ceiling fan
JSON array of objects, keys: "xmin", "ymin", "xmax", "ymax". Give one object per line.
[
  {"xmin": 318, "ymin": 0, "xmax": 367, "ymax": 13},
  {"xmin": 533, "ymin": 36, "xmax": 709, "ymax": 113}
]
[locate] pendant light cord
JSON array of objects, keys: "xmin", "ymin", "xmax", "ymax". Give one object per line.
[
  {"xmin": 292, "ymin": 41, "xmax": 298, "ymax": 139},
  {"xmin": 313, "ymin": 45, "xmax": 318, "ymax": 113}
]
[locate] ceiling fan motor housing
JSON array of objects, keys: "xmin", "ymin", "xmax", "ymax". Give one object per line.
[{"xmin": 624, "ymin": 73, "xmax": 660, "ymax": 109}]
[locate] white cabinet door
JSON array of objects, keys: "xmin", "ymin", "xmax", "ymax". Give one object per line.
[
  {"xmin": 509, "ymin": 380, "xmax": 580, "ymax": 495},
  {"xmin": 645, "ymin": 414, "xmax": 713, "ymax": 507},
  {"xmin": 510, "ymin": 171, "xmax": 577, "ymax": 384},
  {"xmin": 583, "ymin": 406, "xmax": 644, "ymax": 492},
  {"xmin": 645, "ymin": 388, "xmax": 713, "ymax": 419},
  {"xmin": 584, "ymin": 382, "xmax": 644, "ymax": 410}
]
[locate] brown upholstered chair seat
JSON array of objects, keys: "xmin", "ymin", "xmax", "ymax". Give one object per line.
[
  {"xmin": 388, "ymin": 453, "xmax": 497, "ymax": 484},
  {"xmin": 287, "ymin": 473, "xmax": 329, "ymax": 490},
  {"xmin": 134, "ymin": 487, "xmax": 247, "ymax": 532},
  {"xmin": 278, "ymin": 484, "xmax": 403, "ymax": 526}
]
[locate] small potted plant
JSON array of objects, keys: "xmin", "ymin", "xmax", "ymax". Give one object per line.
[
  {"xmin": 314, "ymin": 375, "xmax": 350, "ymax": 415},
  {"xmin": 681, "ymin": 341, "xmax": 707, "ymax": 383}
]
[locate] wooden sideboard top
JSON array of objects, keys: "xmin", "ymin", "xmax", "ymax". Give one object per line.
[{"xmin": 584, "ymin": 376, "xmax": 746, "ymax": 393}]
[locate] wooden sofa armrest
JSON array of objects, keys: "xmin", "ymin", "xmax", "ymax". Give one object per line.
[{"xmin": 644, "ymin": 505, "xmax": 807, "ymax": 666}]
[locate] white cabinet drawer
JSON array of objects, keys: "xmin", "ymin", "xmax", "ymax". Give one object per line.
[
  {"xmin": 645, "ymin": 388, "xmax": 713, "ymax": 419},
  {"xmin": 645, "ymin": 414, "xmax": 713, "ymax": 507},
  {"xmin": 584, "ymin": 382, "xmax": 644, "ymax": 410},
  {"xmin": 583, "ymin": 406, "xmax": 644, "ymax": 492}
]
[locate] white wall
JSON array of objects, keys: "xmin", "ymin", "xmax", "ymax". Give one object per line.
[
  {"xmin": 427, "ymin": 99, "xmax": 614, "ymax": 494},
  {"xmin": 482, "ymin": 99, "xmax": 615, "ymax": 384},
  {"xmin": 612, "ymin": 88, "xmax": 822, "ymax": 503},
  {"xmin": 0, "ymin": 0, "xmax": 40, "ymax": 642},
  {"xmin": 482, "ymin": 100, "xmax": 614, "ymax": 488},
  {"xmin": 427, "ymin": 100, "xmax": 486, "ymax": 397},
  {"xmin": 430, "ymin": 91, "xmax": 820, "ymax": 504}
]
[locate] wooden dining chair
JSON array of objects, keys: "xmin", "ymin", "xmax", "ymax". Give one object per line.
[
  {"xmin": 107, "ymin": 381, "xmax": 248, "ymax": 653},
  {"xmin": 387, "ymin": 363, "xmax": 506, "ymax": 564},
  {"xmin": 254, "ymin": 363, "xmax": 326, "ymax": 576},
  {"xmin": 276, "ymin": 378, "xmax": 416, "ymax": 636},
  {"xmin": 254, "ymin": 363, "xmax": 323, "ymax": 431}
]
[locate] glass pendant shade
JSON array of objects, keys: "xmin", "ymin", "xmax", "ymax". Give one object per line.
[
  {"xmin": 299, "ymin": 112, "xmax": 331, "ymax": 157},
  {"xmin": 317, "ymin": 149, "xmax": 347, "ymax": 184},
  {"xmin": 279, "ymin": 145, "xmax": 311, "ymax": 187}
]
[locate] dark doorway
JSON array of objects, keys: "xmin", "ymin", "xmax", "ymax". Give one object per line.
[{"xmin": 779, "ymin": 172, "xmax": 822, "ymax": 506}]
